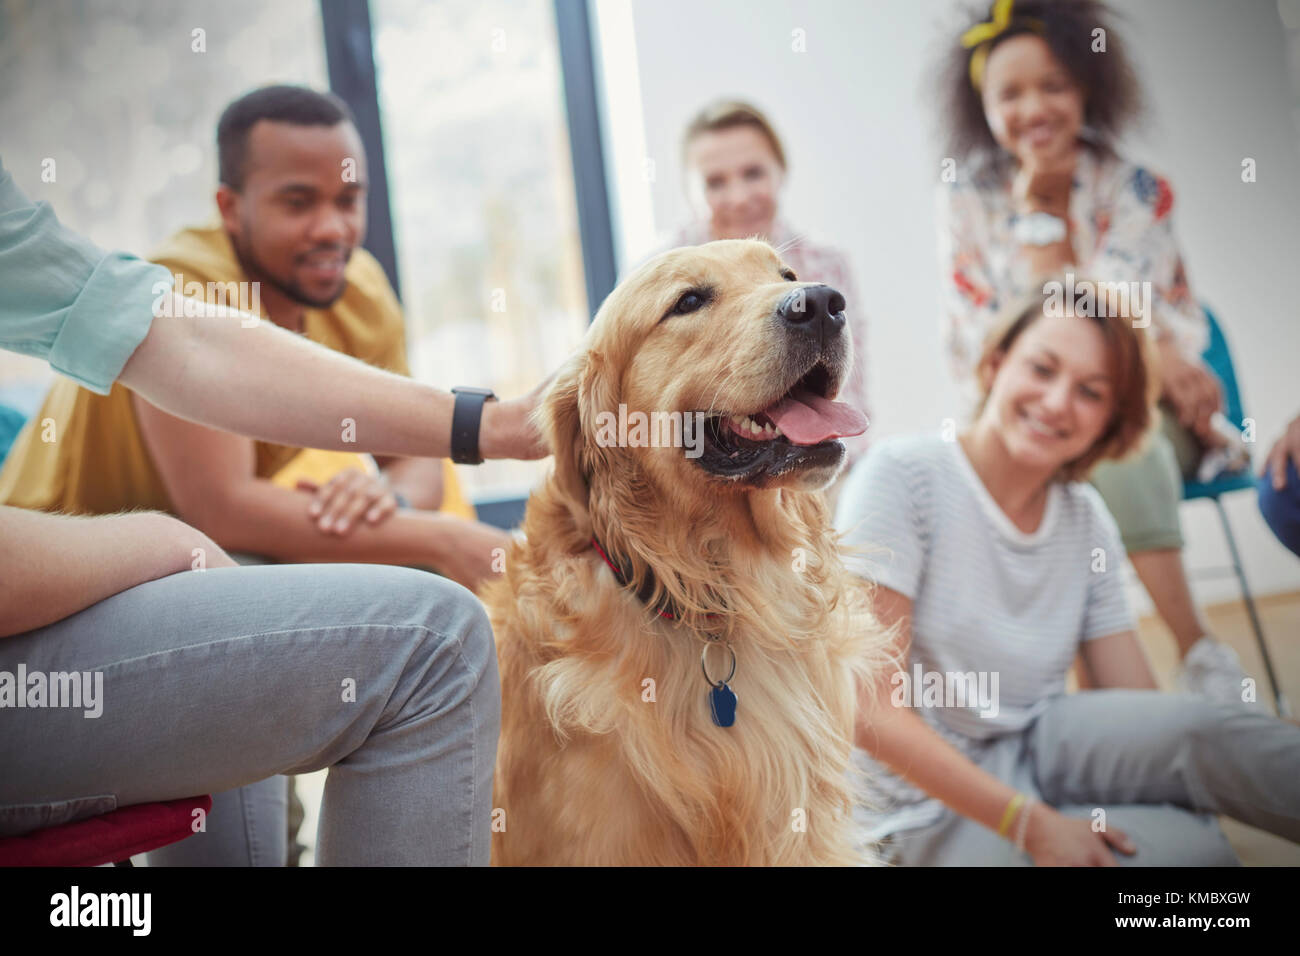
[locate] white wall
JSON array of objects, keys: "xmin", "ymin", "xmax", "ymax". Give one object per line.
[{"xmin": 597, "ymin": 0, "xmax": 1300, "ymax": 605}]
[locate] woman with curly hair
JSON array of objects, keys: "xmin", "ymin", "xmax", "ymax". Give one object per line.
[{"xmin": 934, "ymin": 0, "xmax": 1248, "ymax": 701}]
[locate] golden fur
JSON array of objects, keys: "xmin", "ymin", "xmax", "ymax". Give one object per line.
[{"xmin": 481, "ymin": 240, "xmax": 888, "ymax": 865}]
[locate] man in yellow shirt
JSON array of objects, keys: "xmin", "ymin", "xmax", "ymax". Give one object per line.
[{"xmin": 0, "ymin": 85, "xmax": 506, "ymax": 580}]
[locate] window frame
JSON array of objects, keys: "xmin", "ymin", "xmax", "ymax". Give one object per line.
[{"xmin": 319, "ymin": 0, "xmax": 616, "ymax": 527}]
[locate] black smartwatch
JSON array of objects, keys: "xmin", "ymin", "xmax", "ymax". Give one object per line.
[{"xmin": 449, "ymin": 386, "xmax": 497, "ymax": 465}]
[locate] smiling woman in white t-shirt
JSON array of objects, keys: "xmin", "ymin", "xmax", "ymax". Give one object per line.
[{"xmin": 836, "ymin": 285, "xmax": 1300, "ymax": 866}]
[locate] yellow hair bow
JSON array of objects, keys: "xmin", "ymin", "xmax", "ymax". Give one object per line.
[{"xmin": 960, "ymin": 0, "xmax": 1044, "ymax": 91}]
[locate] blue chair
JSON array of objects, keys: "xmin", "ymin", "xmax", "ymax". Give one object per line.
[{"xmin": 1182, "ymin": 306, "xmax": 1289, "ymax": 717}]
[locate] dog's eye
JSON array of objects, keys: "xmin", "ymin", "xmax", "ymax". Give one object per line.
[
  {"xmin": 668, "ymin": 289, "xmax": 710, "ymax": 316},
  {"xmin": 781, "ymin": 269, "xmax": 798, "ymax": 282}
]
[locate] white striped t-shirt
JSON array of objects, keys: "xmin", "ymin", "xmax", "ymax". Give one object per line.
[{"xmin": 834, "ymin": 434, "xmax": 1134, "ymax": 840}]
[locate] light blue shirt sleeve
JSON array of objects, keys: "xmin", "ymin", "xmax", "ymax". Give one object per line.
[{"xmin": 0, "ymin": 155, "xmax": 174, "ymax": 395}]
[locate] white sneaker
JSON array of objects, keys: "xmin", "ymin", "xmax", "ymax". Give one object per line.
[{"xmin": 1177, "ymin": 636, "xmax": 1253, "ymax": 706}]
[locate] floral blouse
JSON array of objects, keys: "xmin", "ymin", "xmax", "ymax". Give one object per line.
[
  {"xmin": 669, "ymin": 219, "xmax": 871, "ymax": 462},
  {"xmin": 937, "ymin": 146, "xmax": 1208, "ymax": 411}
]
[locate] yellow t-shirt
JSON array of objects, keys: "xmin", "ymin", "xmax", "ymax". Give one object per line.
[{"xmin": 0, "ymin": 222, "xmax": 473, "ymax": 520}]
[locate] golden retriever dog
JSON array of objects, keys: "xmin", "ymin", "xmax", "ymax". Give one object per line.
[{"xmin": 481, "ymin": 239, "xmax": 886, "ymax": 865}]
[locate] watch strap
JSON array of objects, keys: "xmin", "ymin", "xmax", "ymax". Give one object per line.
[{"xmin": 450, "ymin": 387, "xmax": 496, "ymax": 465}]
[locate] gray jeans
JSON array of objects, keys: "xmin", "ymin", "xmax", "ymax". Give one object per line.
[
  {"xmin": 145, "ymin": 775, "xmax": 290, "ymax": 866},
  {"xmin": 0, "ymin": 563, "xmax": 500, "ymax": 866},
  {"xmin": 884, "ymin": 689, "xmax": 1300, "ymax": 866}
]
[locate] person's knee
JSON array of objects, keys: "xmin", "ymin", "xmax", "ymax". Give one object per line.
[
  {"xmin": 1089, "ymin": 434, "xmax": 1184, "ymax": 553},
  {"xmin": 1136, "ymin": 821, "xmax": 1240, "ymax": 866},
  {"xmin": 393, "ymin": 572, "xmax": 500, "ymax": 723},
  {"xmin": 1257, "ymin": 463, "xmax": 1300, "ymax": 558},
  {"xmin": 1134, "ymin": 812, "xmax": 1240, "ymax": 866},
  {"xmin": 445, "ymin": 594, "xmax": 499, "ymax": 719},
  {"xmin": 421, "ymin": 575, "xmax": 497, "ymax": 686},
  {"xmin": 381, "ymin": 567, "xmax": 490, "ymax": 639},
  {"xmin": 1176, "ymin": 694, "xmax": 1272, "ymax": 782},
  {"xmin": 1162, "ymin": 693, "xmax": 1234, "ymax": 744},
  {"xmin": 316, "ymin": 566, "xmax": 498, "ymax": 733}
]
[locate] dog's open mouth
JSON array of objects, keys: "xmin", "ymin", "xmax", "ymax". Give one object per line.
[{"xmin": 693, "ymin": 362, "xmax": 869, "ymax": 483}]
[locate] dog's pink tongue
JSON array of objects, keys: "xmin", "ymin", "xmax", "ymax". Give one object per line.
[{"xmin": 765, "ymin": 388, "xmax": 869, "ymax": 445}]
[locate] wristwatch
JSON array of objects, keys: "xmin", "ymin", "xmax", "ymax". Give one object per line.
[
  {"xmin": 450, "ymin": 386, "xmax": 497, "ymax": 465},
  {"xmin": 1012, "ymin": 211, "xmax": 1067, "ymax": 246}
]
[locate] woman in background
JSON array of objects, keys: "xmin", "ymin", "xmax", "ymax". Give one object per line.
[
  {"xmin": 934, "ymin": 0, "xmax": 1246, "ymax": 700},
  {"xmin": 671, "ymin": 99, "xmax": 871, "ymax": 465},
  {"xmin": 836, "ymin": 288, "xmax": 1300, "ymax": 866}
]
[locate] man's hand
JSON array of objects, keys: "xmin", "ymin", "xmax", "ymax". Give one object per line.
[
  {"xmin": 1260, "ymin": 414, "xmax": 1300, "ymax": 491},
  {"xmin": 296, "ymin": 468, "xmax": 400, "ymax": 535},
  {"xmin": 1012, "ymin": 152, "xmax": 1076, "ymax": 220},
  {"xmin": 480, "ymin": 370, "xmax": 558, "ymax": 461},
  {"xmin": 1156, "ymin": 337, "xmax": 1224, "ymax": 443}
]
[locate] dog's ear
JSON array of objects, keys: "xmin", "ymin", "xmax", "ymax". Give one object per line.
[
  {"xmin": 541, "ymin": 349, "xmax": 617, "ymax": 514},
  {"xmin": 541, "ymin": 352, "xmax": 589, "ymax": 510}
]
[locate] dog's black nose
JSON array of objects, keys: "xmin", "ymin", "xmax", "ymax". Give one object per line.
[{"xmin": 776, "ymin": 284, "xmax": 846, "ymax": 341}]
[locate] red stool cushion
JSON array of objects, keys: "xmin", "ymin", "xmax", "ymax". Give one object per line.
[{"xmin": 0, "ymin": 796, "xmax": 213, "ymax": 867}]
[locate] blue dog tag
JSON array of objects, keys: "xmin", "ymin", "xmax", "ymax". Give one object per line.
[{"xmin": 710, "ymin": 682, "xmax": 738, "ymax": 727}]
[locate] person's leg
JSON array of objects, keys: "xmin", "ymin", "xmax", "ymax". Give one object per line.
[
  {"xmin": 222, "ymin": 550, "xmax": 306, "ymax": 866},
  {"xmin": 134, "ymin": 547, "xmax": 294, "ymax": 867},
  {"xmin": 285, "ymin": 776, "xmax": 305, "ymax": 866},
  {"xmin": 1028, "ymin": 689, "xmax": 1300, "ymax": 843},
  {"xmin": 1090, "ymin": 413, "xmax": 1209, "ymax": 658},
  {"xmin": 1052, "ymin": 803, "xmax": 1239, "ymax": 866},
  {"xmin": 1258, "ymin": 460, "xmax": 1300, "ymax": 558},
  {"xmin": 1128, "ymin": 551, "xmax": 1209, "ymax": 652},
  {"xmin": 886, "ymin": 725, "xmax": 1243, "ymax": 867},
  {"xmin": 145, "ymin": 777, "xmax": 288, "ymax": 866},
  {"xmin": 893, "ymin": 803, "xmax": 1239, "ymax": 866},
  {"xmin": 889, "ymin": 810, "xmax": 1026, "ymax": 866},
  {"xmin": 0, "ymin": 563, "xmax": 500, "ymax": 866},
  {"xmin": 1092, "ymin": 413, "xmax": 1250, "ymax": 703}
]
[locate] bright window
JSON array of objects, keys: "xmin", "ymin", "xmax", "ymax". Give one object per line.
[{"xmin": 371, "ymin": 0, "xmax": 591, "ymax": 499}]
